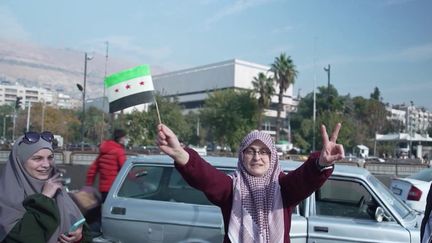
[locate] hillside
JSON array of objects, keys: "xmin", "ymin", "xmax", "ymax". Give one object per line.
[{"xmin": 0, "ymin": 38, "xmax": 165, "ymax": 99}]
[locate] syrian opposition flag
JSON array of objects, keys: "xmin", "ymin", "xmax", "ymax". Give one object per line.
[{"xmin": 105, "ymin": 65, "xmax": 155, "ymax": 113}]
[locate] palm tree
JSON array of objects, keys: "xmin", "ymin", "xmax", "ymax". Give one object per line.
[
  {"xmin": 270, "ymin": 53, "xmax": 298, "ymax": 142},
  {"xmin": 252, "ymin": 72, "xmax": 274, "ymax": 130}
]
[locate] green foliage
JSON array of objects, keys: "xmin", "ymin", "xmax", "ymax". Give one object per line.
[
  {"xmin": 124, "ymin": 109, "xmax": 153, "ymax": 147},
  {"xmin": 292, "ymin": 85, "xmax": 394, "ymax": 155},
  {"xmin": 124, "ymin": 94, "xmax": 191, "ymax": 147},
  {"xmin": 252, "ymin": 72, "xmax": 274, "ymax": 129},
  {"xmin": 316, "ymin": 84, "xmax": 344, "ymax": 113},
  {"xmin": 200, "ymin": 89, "xmax": 259, "ymax": 152},
  {"xmin": 0, "ymin": 104, "xmax": 14, "ymax": 139},
  {"xmin": 184, "ymin": 112, "xmax": 204, "ymax": 146},
  {"xmin": 370, "ymin": 87, "xmax": 381, "ymax": 101},
  {"xmin": 270, "ymin": 53, "xmax": 298, "ymax": 142},
  {"xmin": 84, "ymin": 107, "xmax": 109, "ymax": 144}
]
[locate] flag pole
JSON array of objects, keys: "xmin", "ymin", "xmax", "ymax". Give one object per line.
[{"xmin": 153, "ymin": 95, "xmax": 162, "ymax": 124}]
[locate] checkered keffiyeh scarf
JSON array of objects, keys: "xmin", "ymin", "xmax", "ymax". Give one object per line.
[{"xmin": 228, "ymin": 131, "xmax": 284, "ymax": 243}]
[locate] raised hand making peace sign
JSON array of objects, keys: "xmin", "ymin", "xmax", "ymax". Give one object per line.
[{"xmin": 318, "ymin": 123, "xmax": 345, "ymax": 167}]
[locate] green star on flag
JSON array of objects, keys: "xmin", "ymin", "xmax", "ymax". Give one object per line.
[{"xmin": 104, "ymin": 65, "xmax": 155, "ymax": 113}]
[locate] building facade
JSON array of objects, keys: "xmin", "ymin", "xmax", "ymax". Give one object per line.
[
  {"xmin": 153, "ymin": 59, "xmax": 299, "ymax": 135},
  {"xmin": 0, "ymin": 81, "xmax": 80, "ymax": 110},
  {"xmin": 387, "ymin": 103, "xmax": 432, "ymax": 135}
]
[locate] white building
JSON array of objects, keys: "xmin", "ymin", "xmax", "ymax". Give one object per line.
[
  {"xmin": 0, "ymin": 81, "xmax": 80, "ymax": 110},
  {"xmin": 387, "ymin": 104, "xmax": 432, "ymax": 135},
  {"xmin": 153, "ymin": 59, "xmax": 299, "ymax": 135},
  {"xmin": 406, "ymin": 104, "xmax": 431, "ymax": 134},
  {"xmin": 0, "ymin": 81, "xmax": 53, "ymax": 108},
  {"xmin": 53, "ymin": 93, "xmax": 81, "ymax": 110}
]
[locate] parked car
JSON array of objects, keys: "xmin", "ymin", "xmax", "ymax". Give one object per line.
[
  {"xmin": 345, "ymin": 154, "xmax": 365, "ymax": 162},
  {"xmin": 189, "ymin": 145, "xmax": 207, "ymax": 156},
  {"xmin": 339, "ymin": 154, "xmax": 365, "ymax": 167},
  {"xmin": 95, "ymin": 155, "xmax": 420, "ymax": 243},
  {"xmin": 390, "ymin": 167, "xmax": 432, "ymax": 213},
  {"xmin": 365, "ymin": 156, "xmax": 386, "ymax": 163}
]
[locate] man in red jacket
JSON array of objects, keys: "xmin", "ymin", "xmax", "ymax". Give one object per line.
[
  {"xmin": 85, "ymin": 129, "xmax": 127, "ymax": 235},
  {"xmin": 86, "ymin": 129, "xmax": 127, "ymax": 202}
]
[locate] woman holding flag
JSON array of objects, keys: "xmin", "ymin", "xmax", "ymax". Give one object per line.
[{"xmin": 156, "ymin": 123, "xmax": 344, "ymax": 243}]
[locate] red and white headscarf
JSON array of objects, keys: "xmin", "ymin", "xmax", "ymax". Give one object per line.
[{"xmin": 228, "ymin": 131, "xmax": 284, "ymax": 243}]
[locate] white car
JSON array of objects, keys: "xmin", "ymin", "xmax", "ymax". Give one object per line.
[
  {"xmin": 365, "ymin": 156, "xmax": 386, "ymax": 163},
  {"xmin": 390, "ymin": 167, "xmax": 432, "ymax": 213}
]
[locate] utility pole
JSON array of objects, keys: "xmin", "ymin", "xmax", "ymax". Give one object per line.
[
  {"xmin": 323, "ymin": 64, "xmax": 331, "ymax": 103},
  {"xmin": 13, "ymin": 97, "xmax": 23, "ymax": 141},
  {"xmin": 312, "ymin": 37, "xmax": 317, "ymax": 151},
  {"xmin": 41, "ymin": 100, "xmax": 45, "ymax": 131},
  {"xmin": 26, "ymin": 102, "xmax": 31, "ymax": 132},
  {"xmin": 80, "ymin": 52, "xmax": 93, "ymax": 151},
  {"xmin": 101, "ymin": 41, "xmax": 109, "ymax": 143}
]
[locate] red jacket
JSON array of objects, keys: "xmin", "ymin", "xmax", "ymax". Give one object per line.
[{"xmin": 86, "ymin": 140, "xmax": 126, "ymax": 193}]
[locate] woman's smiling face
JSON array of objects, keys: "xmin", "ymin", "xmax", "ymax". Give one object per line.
[
  {"xmin": 23, "ymin": 149, "xmax": 54, "ymax": 180},
  {"xmin": 242, "ymin": 140, "xmax": 271, "ymax": 177}
]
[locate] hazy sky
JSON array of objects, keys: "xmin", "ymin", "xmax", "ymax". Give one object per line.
[{"xmin": 1, "ymin": 0, "xmax": 431, "ymax": 109}]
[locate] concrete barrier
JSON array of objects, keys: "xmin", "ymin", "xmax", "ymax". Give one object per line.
[
  {"xmin": 0, "ymin": 150, "xmax": 9, "ymax": 163},
  {"xmin": 70, "ymin": 151, "xmax": 99, "ymax": 165},
  {"xmin": 0, "ymin": 149, "xmax": 428, "ymax": 179},
  {"xmin": 336, "ymin": 161, "xmax": 360, "ymax": 167},
  {"xmin": 364, "ymin": 162, "xmax": 428, "ymax": 177}
]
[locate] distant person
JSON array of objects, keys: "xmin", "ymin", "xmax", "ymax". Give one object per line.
[
  {"xmin": 85, "ymin": 129, "xmax": 127, "ymax": 234},
  {"xmin": 157, "ymin": 123, "xmax": 344, "ymax": 243},
  {"xmin": 86, "ymin": 129, "xmax": 127, "ymax": 202},
  {"xmin": 0, "ymin": 131, "xmax": 91, "ymax": 243}
]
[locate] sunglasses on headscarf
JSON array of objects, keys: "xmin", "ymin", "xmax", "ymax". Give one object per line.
[{"xmin": 19, "ymin": 131, "xmax": 54, "ymax": 145}]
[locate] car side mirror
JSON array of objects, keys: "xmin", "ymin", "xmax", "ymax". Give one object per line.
[
  {"xmin": 375, "ymin": 207, "xmax": 384, "ymax": 222},
  {"xmin": 375, "ymin": 207, "xmax": 391, "ymax": 222}
]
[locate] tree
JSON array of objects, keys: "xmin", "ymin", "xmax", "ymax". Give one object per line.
[
  {"xmin": 84, "ymin": 107, "xmax": 109, "ymax": 145},
  {"xmin": 200, "ymin": 89, "xmax": 259, "ymax": 152},
  {"xmin": 0, "ymin": 104, "xmax": 14, "ymax": 140},
  {"xmin": 251, "ymin": 72, "xmax": 274, "ymax": 130},
  {"xmin": 370, "ymin": 87, "xmax": 381, "ymax": 101},
  {"xmin": 184, "ymin": 111, "xmax": 205, "ymax": 146},
  {"xmin": 270, "ymin": 53, "xmax": 298, "ymax": 142},
  {"xmin": 316, "ymin": 84, "xmax": 344, "ymax": 113},
  {"xmin": 124, "ymin": 94, "xmax": 191, "ymax": 147}
]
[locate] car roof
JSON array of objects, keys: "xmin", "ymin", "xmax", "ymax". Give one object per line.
[{"xmin": 126, "ymin": 154, "xmax": 371, "ymax": 179}]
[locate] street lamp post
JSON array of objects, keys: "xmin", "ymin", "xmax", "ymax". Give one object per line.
[
  {"xmin": 323, "ymin": 64, "xmax": 331, "ymax": 103},
  {"xmin": 78, "ymin": 52, "xmax": 93, "ymax": 151}
]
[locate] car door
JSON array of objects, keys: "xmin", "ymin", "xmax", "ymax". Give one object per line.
[
  {"xmin": 306, "ymin": 177, "xmax": 412, "ymax": 243},
  {"xmin": 102, "ymin": 163, "xmax": 224, "ymax": 243}
]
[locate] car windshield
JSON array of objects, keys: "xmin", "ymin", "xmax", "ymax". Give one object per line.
[
  {"xmin": 408, "ymin": 168, "xmax": 432, "ymax": 182},
  {"xmin": 368, "ymin": 174, "xmax": 415, "ymax": 219}
]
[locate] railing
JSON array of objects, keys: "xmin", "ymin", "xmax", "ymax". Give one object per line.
[
  {"xmin": 0, "ymin": 149, "xmax": 428, "ymax": 177},
  {"xmin": 0, "ymin": 150, "xmax": 138, "ymax": 165},
  {"xmin": 364, "ymin": 162, "xmax": 428, "ymax": 177}
]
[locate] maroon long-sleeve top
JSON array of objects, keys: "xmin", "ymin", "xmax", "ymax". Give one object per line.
[{"xmin": 175, "ymin": 148, "xmax": 333, "ymax": 243}]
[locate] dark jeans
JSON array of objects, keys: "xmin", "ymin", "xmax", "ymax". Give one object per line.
[{"xmin": 87, "ymin": 191, "xmax": 108, "ymax": 234}]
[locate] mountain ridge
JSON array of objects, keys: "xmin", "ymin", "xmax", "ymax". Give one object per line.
[{"xmin": 0, "ymin": 38, "xmax": 165, "ymax": 99}]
